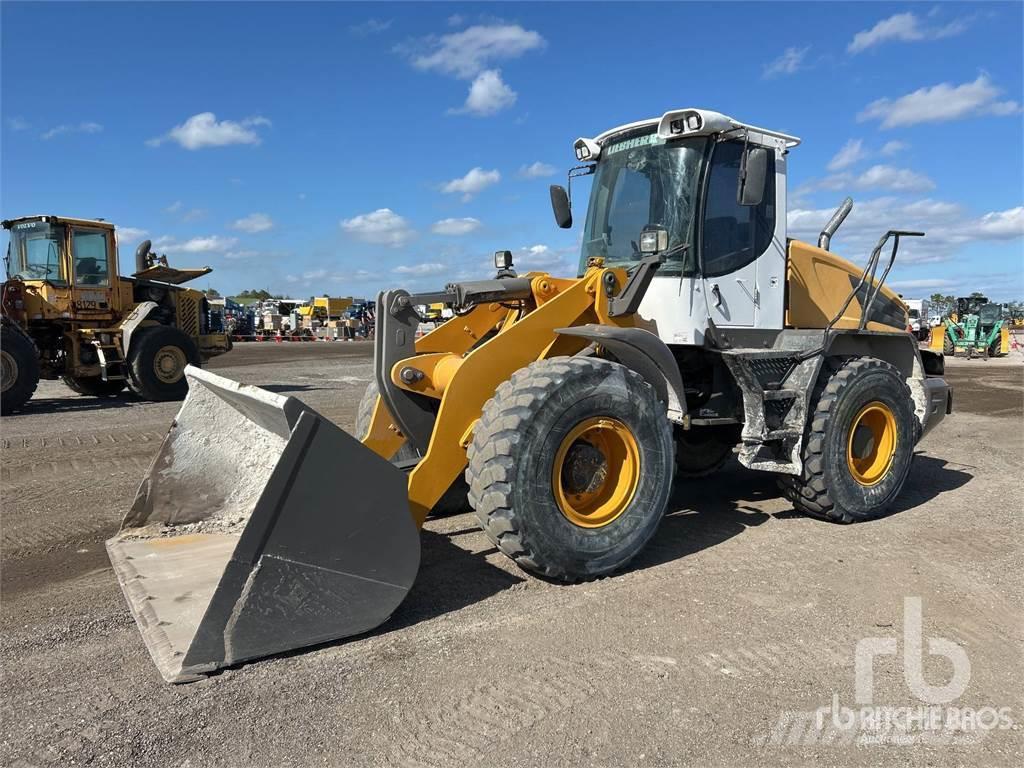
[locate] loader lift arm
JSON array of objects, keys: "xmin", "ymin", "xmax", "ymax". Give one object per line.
[{"xmin": 366, "ymin": 266, "xmax": 657, "ymax": 524}]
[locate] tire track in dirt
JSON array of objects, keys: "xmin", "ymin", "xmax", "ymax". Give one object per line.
[
  {"xmin": 378, "ymin": 654, "xmax": 624, "ymax": 767},
  {"xmin": 1, "ymin": 429, "xmax": 165, "ymax": 455}
]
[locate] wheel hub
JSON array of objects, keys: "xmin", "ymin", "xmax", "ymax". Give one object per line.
[
  {"xmin": 1, "ymin": 349, "xmax": 17, "ymax": 393},
  {"xmin": 846, "ymin": 401, "xmax": 897, "ymax": 487},
  {"xmin": 552, "ymin": 417, "xmax": 640, "ymax": 528},
  {"xmin": 153, "ymin": 345, "xmax": 187, "ymax": 384}
]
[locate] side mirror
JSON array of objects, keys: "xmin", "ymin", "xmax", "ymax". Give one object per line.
[
  {"xmin": 550, "ymin": 185, "xmax": 572, "ymax": 229},
  {"xmin": 737, "ymin": 147, "xmax": 768, "ymax": 207}
]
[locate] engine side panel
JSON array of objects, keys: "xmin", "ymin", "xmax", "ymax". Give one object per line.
[{"xmin": 786, "ymin": 240, "xmax": 908, "ymax": 333}]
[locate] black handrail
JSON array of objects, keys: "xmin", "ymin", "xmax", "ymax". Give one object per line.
[{"xmin": 797, "ymin": 229, "xmax": 924, "ymax": 361}]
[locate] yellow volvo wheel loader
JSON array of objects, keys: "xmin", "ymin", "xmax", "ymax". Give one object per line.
[
  {"xmin": 106, "ymin": 109, "xmax": 952, "ymax": 682},
  {"xmin": 1, "ymin": 216, "xmax": 231, "ymax": 413}
]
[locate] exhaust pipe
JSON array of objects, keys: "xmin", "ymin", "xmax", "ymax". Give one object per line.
[
  {"xmin": 135, "ymin": 240, "xmax": 152, "ymax": 274},
  {"xmin": 106, "ymin": 367, "xmax": 420, "ymax": 682},
  {"xmin": 818, "ymin": 197, "xmax": 854, "ymax": 251}
]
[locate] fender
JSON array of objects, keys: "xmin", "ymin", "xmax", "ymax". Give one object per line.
[
  {"xmin": 118, "ymin": 301, "xmax": 159, "ymax": 356},
  {"xmin": 556, "ymin": 324, "xmax": 687, "ymax": 424}
]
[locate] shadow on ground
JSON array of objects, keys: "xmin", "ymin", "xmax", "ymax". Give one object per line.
[{"xmin": 6, "ymin": 394, "xmax": 144, "ymax": 416}]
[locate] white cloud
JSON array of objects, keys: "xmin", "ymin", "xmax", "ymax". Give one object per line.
[
  {"xmin": 350, "ymin": 18, "xmax": 392, "ymax": 36},
  {"xmin": 848, "ymin": 12, "xmax": 971, "ymax": 54},
  {"xmin": 858, "ymin": 75, "xmax": 1021, "ymax": 129},
  {"xmin": 115, "ymin": 227, "xmax": 148, "ymax": 245},
  {"xmin": 880, "ymin": 140, "xmax": 909, "ymax": 157},
  {"xmin": 827, "ymin": 139, "xmax": 867, "ymax": 172},
  {"xmin": 232, "ymin": 212, "xmax": 274, "ymax": 233},
  {"xmin": 517, "ymin": 161, "xmax": 556, "ymax": 179},
  {"xmin": 447, "ymin": 14, "xmax": 465, "ymax": 27},
  {"xmin": 954, "ymin": 207, "xmax": 1024, "ymax": 241},
  {"xmin": 787, "ymin": 198, "xmax": 1023, "ymax": 265},
  {"xmin": 514, "ymin": 244, "xmax": 577, "ymax": 272},
  {"xmin": 441, "ymin": 167, "xmax": 500, "ymax": 201},
  {"xmin": 164, "ymin": 201, "xmax": 205, "ymax": 221},
  {"xmin": 762, "ymin": 46, "xmax": 810, "ymax": 79},
  {"xmin": 888, "ymin": 278, "xmax": 959, "ymax": 291},
  {"xmin": 340, "ymin": 208, "xmax": 416, "ymax": 247},
  {"xmin": 407, "ymin": 24, "xmax": 545, "ymax": 79},
  {"xmin": 223, "ymin": 250, "xmax": 261, "ymax": 260},
  {"xmin": 451, "ymin": 69, "xmax": 517, "ymax": 116},
  {"xmin": 6, "ymin": 116, "xmax": 30, "ymax": 131},
  {"xmin": 431, "ymin": 217, "xmax": 482, "ymax": 236},
  {"xmin": 147, "ymin": 113, "xmax": 271, "ymax": 149},
  {"xmin": 153, "ymin": 235, "xmax": 238, "ymax": 254},
  {"xmin": 854, "ymin": 164, "xmax": 934, "ymax": 192},
  {"xmin": 40, "ymin": 122, "xmax": 103, "ymax": 140},
  {"xmin": 393, "ymin": 263, "xmax": 448, "ymax": 276}
]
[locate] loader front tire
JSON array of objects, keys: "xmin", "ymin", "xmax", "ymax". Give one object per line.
[
  {"xmin": 127, "ymin": 325, "xmax": 200, "ymax": 401},
  {"xmin": 355, "ymin": 379, "xmax": 469, "ymax": 516},
  {"xmin": 467, "ymin": 357, "xmax": 674, "ymax": 582},
  {"xmin": 1, "ymin": 325, "xmax": 39, "ymax": 415},
  {"xmin": 778, "ymin": 357, "xmax": 915, "ymax": 524}
]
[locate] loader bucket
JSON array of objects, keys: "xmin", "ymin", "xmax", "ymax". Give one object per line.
[{"xmin": 106, "ymin": 366, "xmax": 419, "ymax": 683}]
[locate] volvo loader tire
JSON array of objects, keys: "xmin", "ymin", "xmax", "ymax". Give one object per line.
[
  {"xmin": 127, "ymin": 325, "xmax": 200, "ymax": 401},
  {"xmin": 1, "ymin": 325, "xmax": 39, "ymax": 415},
  {"xmin": 467, "ymin": 356, "xmax": 674, "ymax": 582},
  {"xmin": 778, "ymin": 357, "xmax": 916, "ymax": 524}
]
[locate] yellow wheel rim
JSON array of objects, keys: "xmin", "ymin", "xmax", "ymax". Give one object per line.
[
  {"xmin": 846, "ymin": 401, "xmax": 898, "ymax": 487},
  {"xmin": 153, "ymin": 345, "xmax": 187, "ymax": 384},
  {"xmin": 552, "ymin": 417, "xmax": 640, "ymax": 528}
]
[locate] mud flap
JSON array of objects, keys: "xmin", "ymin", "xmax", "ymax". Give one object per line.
[{"xmin": 106, "ymin": 366, "xmax": 419, "ymax": 683}]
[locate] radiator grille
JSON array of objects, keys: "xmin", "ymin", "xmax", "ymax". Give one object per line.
[{"xmin": 177, "ymin": 295, "xmax": 199, "ymax": 337}]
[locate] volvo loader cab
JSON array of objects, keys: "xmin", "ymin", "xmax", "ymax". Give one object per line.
[
  {"xmin": 1, "ymin": 216, "xmax": 232, "ymax": 413},
  {"xmin": 106, "ymin": 108, "xmax": 951, "ymax": 683}
]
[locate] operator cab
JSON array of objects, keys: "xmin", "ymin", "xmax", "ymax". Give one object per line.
[
  {"xmin": 552, "ymin": 108, "xmax": 800, "ymax": 345},
  {"xmin": 3, "ymin": 215, "xmax": 119, "ymax": 317}
]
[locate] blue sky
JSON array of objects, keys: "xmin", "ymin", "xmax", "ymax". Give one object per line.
[{"xmin": 2, "ymin": 2, "xmax": 1022, "ymax": 300}]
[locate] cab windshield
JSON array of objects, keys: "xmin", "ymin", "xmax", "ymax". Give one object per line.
[
  {"xmin": 580, "ymin": 131, "xmax": 704, "ymax": 276},
  {"xmin": 7, "ymin": 220, "xmax": 67, "ymax": 283}
]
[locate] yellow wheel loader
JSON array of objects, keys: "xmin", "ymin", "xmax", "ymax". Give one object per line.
[
  {"xmin": 1, "ymin": 216, "xmax": 232, "ymax": 413},
  {"xmin": 106, "ymin": 109, "xmax": 952, "ymax": 683}
]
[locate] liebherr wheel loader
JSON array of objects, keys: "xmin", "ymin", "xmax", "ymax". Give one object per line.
[{"xmin": 107, "ymin": 108, "xmax": 952, "ymax": 683}]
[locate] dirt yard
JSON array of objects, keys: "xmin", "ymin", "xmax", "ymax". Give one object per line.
[{"xmin": 2, "ymin": 343, "xmax": 1021, "ymax": 767}]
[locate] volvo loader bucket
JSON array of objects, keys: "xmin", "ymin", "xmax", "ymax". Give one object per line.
[{"xmin": 106, "ymin": 366, "xmax": 420, "ymax": 683}]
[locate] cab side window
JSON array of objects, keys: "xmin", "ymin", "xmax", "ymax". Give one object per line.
[
  {"xmin": 701, "ymin": 141, "xmax": 775, "ymax": 277},
  {"xmin": 72, "ymin": 229, "xmax": 110, "ymax": 286}
]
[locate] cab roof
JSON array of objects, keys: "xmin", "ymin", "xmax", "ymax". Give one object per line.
[
  {"xmin": 2, "ymin": 215, "xmax": 115, "ymax": 231},
  {"xmin": 573, "ymin": 107, "xmax": 801, "ymax": 162}
]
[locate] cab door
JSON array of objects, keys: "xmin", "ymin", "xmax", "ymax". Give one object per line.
[
  {"xmin": 70, "ymin": 227, "xmax": 115, "ymax": 320},
  {"xmin": 699, "ymin": 140, "xmax": 776, "ymax": 327}
]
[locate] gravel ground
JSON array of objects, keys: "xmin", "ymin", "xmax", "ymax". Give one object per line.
[{"xmin": 1, "ymin": 343, "xmax": 1021, "ymax": 767}]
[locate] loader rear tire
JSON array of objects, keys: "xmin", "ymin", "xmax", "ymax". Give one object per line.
[
  {"xmin": 942, "ymin": 334, "xmax": 954, "ymax": 355},
  {"xmin": 466, "ymin": 357, "xmax": 674, "ymax": 582},
  {"xmin": 1, "ymin": 325, "xmax": 39, "ymax": 415},
  {"xmin": 126, "ymin": 325, "xmax": 200, "ymax": 401},
  {"xmin": 674, "ymin": 424, "xmax": 741, "ymax": 478},
  {"xmin": 62, "ymin": 375, "xmax": 126, "ymax": 397},
  {"xmin": 777, "ymin": 357, "xmax": 915, "ymax": 524},
  {"xmin": 355, "ymin": 380, "xmax": 469, "ymax": 516}
]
